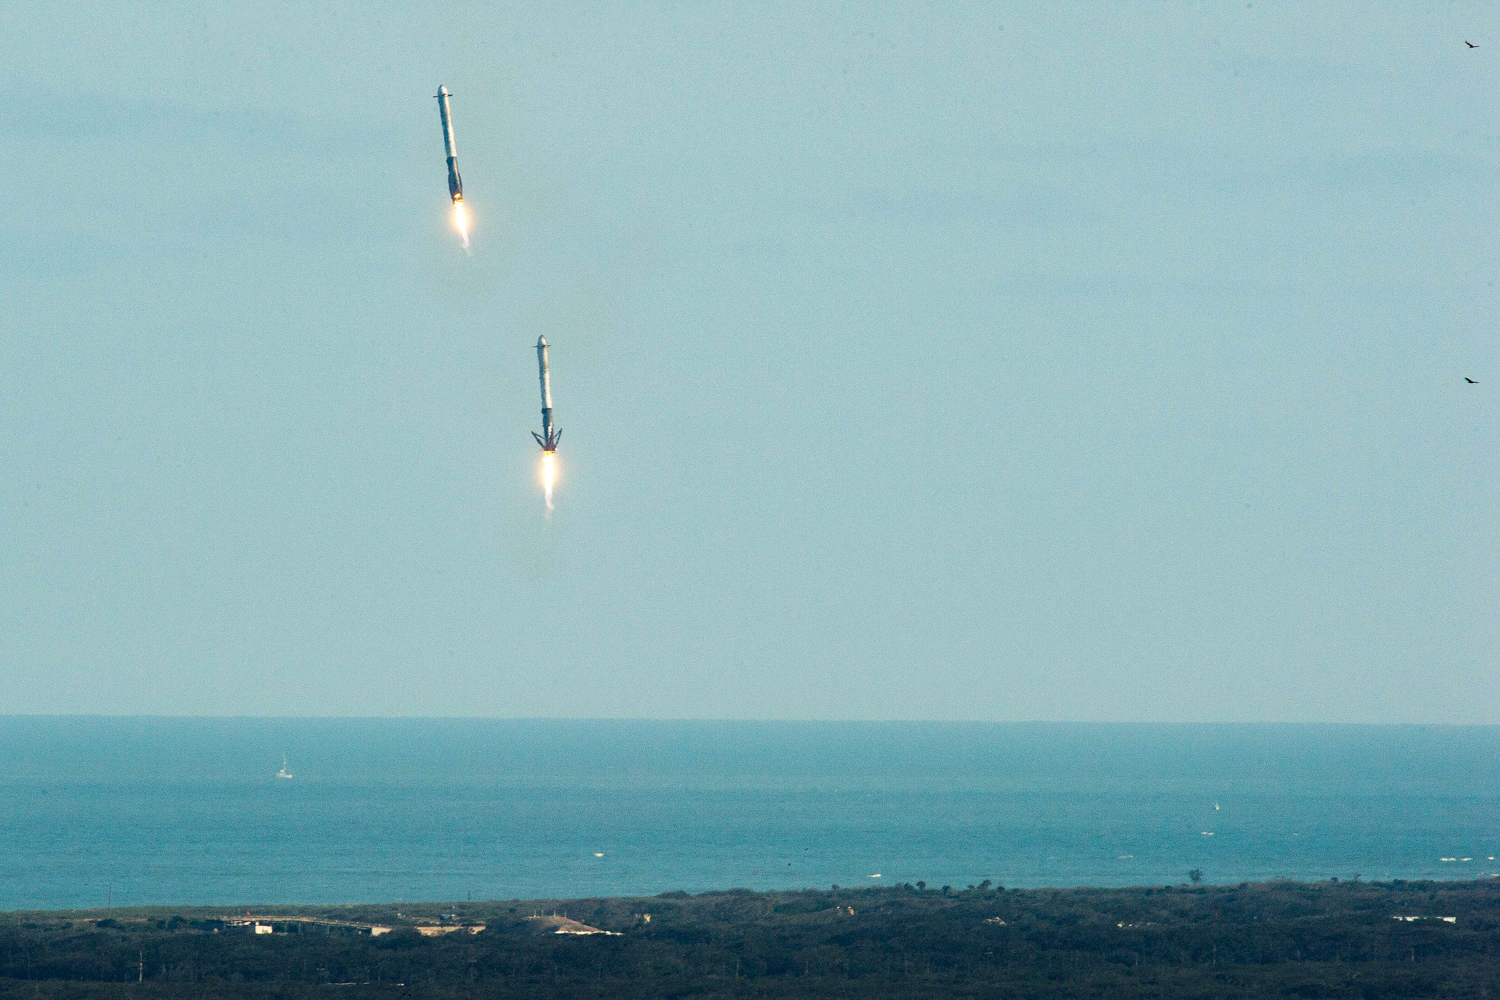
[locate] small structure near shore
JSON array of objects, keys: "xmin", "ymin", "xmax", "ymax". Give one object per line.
[
  {"xmin": 526, "ymin": 914, "xmax": 619, "ymax": 936},
  {"xmin": 221, "ymin": 916, "xmax": 394, "ymax": 937},
  {"xmin": 1391, "ymin": 914, "xmax": 1457, "ymax": 923}
]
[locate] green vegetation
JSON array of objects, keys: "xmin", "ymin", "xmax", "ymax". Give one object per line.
[{"xmin": 1, "ymin": 878, "xmax": 1497, "ymax": 997}]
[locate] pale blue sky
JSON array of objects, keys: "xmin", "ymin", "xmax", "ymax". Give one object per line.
[{"xmin": 1, "ymin": 3, "xmax": 1495, "ymax": 720}]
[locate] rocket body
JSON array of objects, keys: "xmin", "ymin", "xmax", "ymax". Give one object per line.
[
  {"xmin": 435, "ymin": 86, "xmax": 463, "ymax": 203},
  {"xmin": 533, "ymin": 336, "xmax": 561, "ymax": 452}
]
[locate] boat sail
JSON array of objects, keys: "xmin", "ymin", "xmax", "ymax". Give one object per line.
[{"xmin": 276, "ymin": 755, "xmax": 294, "ymax": 779}]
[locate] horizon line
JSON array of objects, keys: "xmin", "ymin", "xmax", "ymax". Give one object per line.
[{"xmin": 0, "ymin": 714, "xmax": 1496, "ymax": 727}]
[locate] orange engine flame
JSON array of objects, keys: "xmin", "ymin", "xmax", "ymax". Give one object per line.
[
  {"xmin": 453, "ymin": 200, "xmax": 470, "ymax": 251},
  {"xmin": 541, "ymin": 451, "xmax": 556, "ymax": 512}
]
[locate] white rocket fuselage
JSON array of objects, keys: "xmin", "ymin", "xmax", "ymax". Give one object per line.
[
  {"xmin": 537, "ymin": 338, "xmax": 553, "ymax": 413},
  {"xmin": 533, "ymin": 336, "xmax": 560, "ymax": 452},
  {"xmin": 436, "ymin": 86, "xmax": 463, "ymax": 203}
]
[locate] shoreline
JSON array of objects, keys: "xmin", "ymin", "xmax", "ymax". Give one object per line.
[{"xmin": 4, "ymin": 874, "xmax": 1496, "ymax": 919}]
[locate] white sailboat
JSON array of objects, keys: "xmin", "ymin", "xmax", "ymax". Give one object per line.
[{"xmin": 276, "ymin": 754, "xmax": 294, "ymax": 779}]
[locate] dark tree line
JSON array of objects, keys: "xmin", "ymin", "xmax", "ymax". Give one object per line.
[{"xmin": 1, "ymin": 878, "xmax": 1497, "ymax": 998}]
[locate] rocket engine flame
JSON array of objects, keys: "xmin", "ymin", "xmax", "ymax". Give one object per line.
[
  {"xmin": 453, "ymin": 200, "xmax": 470, "ymax": 251},
  {"xmin": 541, "ymin": 451, "xmax": 556, "ymax": 512}
]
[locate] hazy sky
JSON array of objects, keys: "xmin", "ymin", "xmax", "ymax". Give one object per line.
[{"xmin": 1, "ymin": 3, "xmax": 1495, "ymax": 721}]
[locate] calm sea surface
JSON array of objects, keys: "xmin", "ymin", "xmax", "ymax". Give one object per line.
[{"xmin": 0, "ymin": 719, "xmax": 1496, "ymax": 910}]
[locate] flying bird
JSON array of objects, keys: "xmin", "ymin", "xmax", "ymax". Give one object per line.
[
  {"xmin": 1466, "ymin": 40, "xmax": 1478, "ymax": 48},
  {"xmin": 1465, "ymin": 377, "xmax": 1478, "ymax": 383}
]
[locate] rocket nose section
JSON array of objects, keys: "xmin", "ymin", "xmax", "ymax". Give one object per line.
[{"xmin": 537, "ymin": 336, "xmax": 548, "ymax": 348}]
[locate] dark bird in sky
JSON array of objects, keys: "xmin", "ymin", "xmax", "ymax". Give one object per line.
[
  {"xmin": 1466, "ymin": 40, "xmax": 1478, "ymax": 47},
  {"xmin": 1465, "ymin": 377, "xmax": 1478, "ymax": 383}
]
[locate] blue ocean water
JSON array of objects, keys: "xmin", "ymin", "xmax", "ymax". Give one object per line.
[{"xmin": 0, "ymin": 719, "xmax": 1496, "ymax": 910}]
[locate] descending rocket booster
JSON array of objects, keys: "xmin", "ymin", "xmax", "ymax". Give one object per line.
[
  {"xmin": 435, "ymin": 85, "xmax": 463, "ymax": 204},
  {"xmin": 532, "ymin": 336, "xmax": 561, "ymax": 452}
]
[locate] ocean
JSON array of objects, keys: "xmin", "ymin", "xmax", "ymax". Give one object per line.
[{"xmin": 1, "ymin": 718, "xmax": 1496, "ymax": 911}]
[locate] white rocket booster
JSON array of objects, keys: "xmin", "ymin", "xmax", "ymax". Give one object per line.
[
  {"xmin": 435, "ymin": 86, "xmax": 463, "ymax": 204},
  {"xmin": 532, "ymin": 336, "xmax": 561, "ymax": 452}
]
